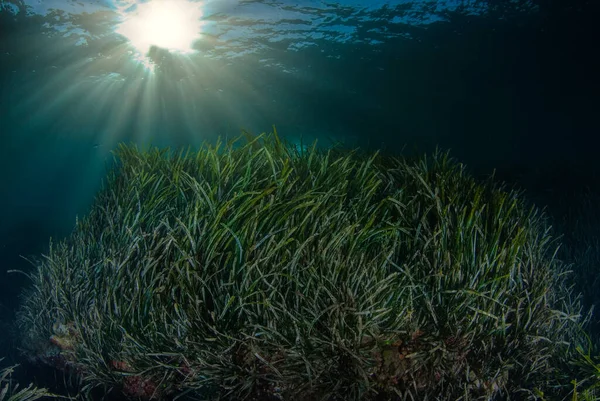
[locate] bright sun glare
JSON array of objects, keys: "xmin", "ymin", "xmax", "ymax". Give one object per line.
[{"xmin": 116, "ymin": 0, "xmax": 204, "ymax": 55}]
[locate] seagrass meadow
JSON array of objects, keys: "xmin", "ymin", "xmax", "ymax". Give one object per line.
[{"xmin": 14, "ymin": 131, "xmax": 600, "ymax": 400}]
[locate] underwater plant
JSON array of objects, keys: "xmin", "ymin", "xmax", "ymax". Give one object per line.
[
  {"xmin": 0, "ymin": 360, "xmax": 53, "ymax": 401},
  {"xmin": 14, "ymin": 129, "xmax": 599, "ymax": 400}
]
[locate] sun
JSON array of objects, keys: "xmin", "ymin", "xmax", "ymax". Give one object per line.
[{"xmin": 116, "ymin": 0, "xmax": 204, "ymax": 55}]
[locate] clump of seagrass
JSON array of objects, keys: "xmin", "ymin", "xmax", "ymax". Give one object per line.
[
  {"xmin": 0, "ymin": 360, "xmax": 53, "ymax": 401},
  {"xmin": 15, "ymin": 129, "xmax": 593, "ymax": 400}
]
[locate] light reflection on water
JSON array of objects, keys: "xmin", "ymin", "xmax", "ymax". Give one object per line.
[{"xmin": 3, "ymin": 0, "xmax": 538, "ymax": 66}]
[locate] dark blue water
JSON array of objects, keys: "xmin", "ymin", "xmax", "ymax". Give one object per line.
[{"xmin": 1, "ymin": 0, "xmax": 599, "ymax": 383}]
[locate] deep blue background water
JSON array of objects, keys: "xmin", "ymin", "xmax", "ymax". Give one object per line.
[{"xmin": 1, "ymin": 0, "xmax": 599, "ymax": 364}]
